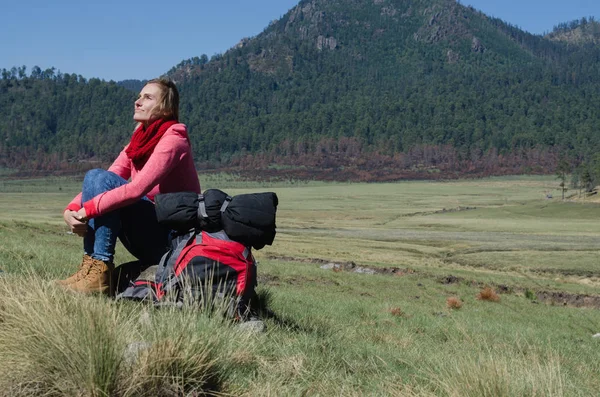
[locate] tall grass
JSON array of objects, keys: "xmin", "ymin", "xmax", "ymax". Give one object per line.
[
  {"xmin": 419, "ymin": 342, "xmax": 566, "ymax": 397},
  {"xmin": 0, "ymin": 273, "xmax": 129, "ymax": 396},
  {"xmin": 0, "ymin": 272, "xmax": 252, "ymax": 396}
]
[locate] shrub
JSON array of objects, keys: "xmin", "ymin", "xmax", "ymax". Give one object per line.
[
  {"xmin": 477, "ymin": 286, "xmax": 500, "ymax": 302},
  {"xmin": 524, "ymin": 289, "xmax": 537, "ymax": 301},
  {"xmin": 446, "ymin": 296, "xmax": 463, "ymax": 309}
]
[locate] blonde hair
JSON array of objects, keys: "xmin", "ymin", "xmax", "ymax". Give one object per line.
[{"xmin": 147, "ymin": 78, "xmax": 179, "ymax": 121}]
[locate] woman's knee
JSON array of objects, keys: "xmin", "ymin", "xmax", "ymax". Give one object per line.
[
  {"xmin": 83, "ymin": 168, "xmax": 106, "ymax": 183},
  {"xmin": 82, "ymin": 169, "xmax": 122, "ymax": 198}
]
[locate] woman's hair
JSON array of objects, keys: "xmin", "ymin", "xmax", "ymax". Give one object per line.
[{"xmin": 147, "ymin": 78, "xmax": 179, "ymax": 121}]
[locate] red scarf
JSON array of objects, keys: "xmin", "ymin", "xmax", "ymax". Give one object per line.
[{"xmin": 126, "ymin": 119, "xmax": 177, "ymax": 168}]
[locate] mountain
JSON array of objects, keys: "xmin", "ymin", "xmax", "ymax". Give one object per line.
[
  {"xmin": 2, "ymin": 0, "xmax": 600, "ymax": 181},
  {"xmin": 167, "ymin": 0, "xmax": 600, "ymax": 179}
]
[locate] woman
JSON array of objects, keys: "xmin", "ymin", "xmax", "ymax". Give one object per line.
[{"xmin": 59, "ymin": 78, "xmax": 200, "ymax": 295}]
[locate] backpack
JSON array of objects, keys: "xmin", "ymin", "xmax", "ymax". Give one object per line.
[
  {"xmin": 117, "ymin": 229, "xmax": 256, "ymax": 318},
  {"xmin": 117, "ymin": 189, "xmax": 276, "ymax": 314}
]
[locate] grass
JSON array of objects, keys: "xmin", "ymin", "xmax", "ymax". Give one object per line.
[
  {"xmin": 1, "ymin": 174, "xmax": 600, "ymax": 395},
  {"xmin": 0, "ymin": 274, "xmax": 245, "ymax": 396}
]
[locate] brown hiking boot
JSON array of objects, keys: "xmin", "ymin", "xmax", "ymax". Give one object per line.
[
  {"xmin": 57, "ymin": 255, "xmax": 94, "ymax": 286},
  {"xmin": 68, "ymin": 257, "xmax": 114, "ymax": 295}
]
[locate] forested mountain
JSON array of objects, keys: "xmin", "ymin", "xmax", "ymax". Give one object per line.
[
  {"xmin": 2, "ymin": 0, "xmax": 600, "ymax": 181},
  {"xmin": 0, "ymin": 68, "xmax": 134, "ymax": 171}
]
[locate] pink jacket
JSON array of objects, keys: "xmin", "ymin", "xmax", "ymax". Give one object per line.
[{"xmin": 66, "ymin": 123, "xmax": 201, "ymax": 219}]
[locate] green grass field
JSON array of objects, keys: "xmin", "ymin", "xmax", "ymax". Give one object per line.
[{"xmin": 1, "ymin": 174, "xmax": 599, "ymax": 396}]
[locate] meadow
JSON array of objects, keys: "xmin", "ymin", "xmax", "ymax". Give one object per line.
[{"xmin": 0, "ymin": 174, "xmax": 599, "ymax": 396}]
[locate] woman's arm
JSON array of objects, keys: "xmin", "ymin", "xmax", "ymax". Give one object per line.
[{"xmin": 82, "ymin": 127, "xmax": 190, "ymax": 219}]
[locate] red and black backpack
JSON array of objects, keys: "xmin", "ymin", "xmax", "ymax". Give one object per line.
[
  {"xmin": 117, "ymin": 189, "xmax": 277, "ymax": 318},
  {"xmin": 118, "ymin": 230, "xmax": 257, "ymax": 316}
]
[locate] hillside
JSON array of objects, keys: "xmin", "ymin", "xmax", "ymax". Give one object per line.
[
  {"xmin": 1, "ymin": 0, "xmax": 600, "ymax": 181},
  {"xmin": 546, "ymin": 17, "xmax": 600, "ymax": 44}
]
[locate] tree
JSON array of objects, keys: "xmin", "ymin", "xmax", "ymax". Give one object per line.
[
  {"xmin": 30, "ymin": 66, "xmax": 42, "ymax": 79},
  {"xmin": 18, "ymin": 65, "xmax": 27, "ymax": 79},
  {"xmin": 571, "ymin": 168, "xmax": 582, "ymax": 197},
  {"xmin": 581, "ymin": 169, "xmax": 593, "ymax": 193},
  {"xmin": 556, "ymin": 159, "xmax": 570, "ymax": 200}
]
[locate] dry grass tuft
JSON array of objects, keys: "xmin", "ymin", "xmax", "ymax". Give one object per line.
[
  {"xmin": 389, "ymin": 307, "xmax": 404, "ymax": 317},
  {"xmin": 446, "ymin": 296, "xmax": 463, "ymax": 309},
  {"xmin": 477, "ymin": 287, "xmax": 500, "ymax": 302}
]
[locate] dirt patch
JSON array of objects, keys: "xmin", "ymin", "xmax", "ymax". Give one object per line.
[
  {"xmin": 400, "ymin": 206, "xmax": 477, "ymax": 218},
  {"xmin": 267, "ymin": 254, "xmax": 416, "ymax": 276},
  {"xmin": 442, "ymin": 279, "xmax": 600, "ymax": 309},
  {"xmin": 267, "ymin": 256, "xmax": 600, "ymax": 309},
  {"xmin": 531, "ymin": 267, "xmax": 600, "ymax": 278},
  {"xmin": 439, "ymin": 275, "xmax": 462, "ymax": 284},
  {"xmin": 534, "ymin": 291, "xmax": 600, "ymax": 309},
  {"xmin": 378, "ymin": 207, "xmax": 476, "ymax": 226},
  {"xmin": 265, "ymin": 255, "xmax": 331, "ymax": 265},
  {"xmin": 257, "ymin": 273, "xmax": 339, "ymax": 287},
  {"xmin": 319, "ymin": 261, "xmax": 415, "ymax": 276}
]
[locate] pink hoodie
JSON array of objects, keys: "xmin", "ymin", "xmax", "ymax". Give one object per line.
[{"xmin": 66, "ymin": 123, "xmax": 201, "ymax": 219}]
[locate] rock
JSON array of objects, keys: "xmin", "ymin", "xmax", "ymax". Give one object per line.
[
  {"xmin": 316, "ymin": 35, "xmax": 338, "ymax": 50},
  {"xmin": 472, "ymin": 37, "xmax": 485, "ymax": 53},
  {"xmin": 353, "ymin": 267, "xmax": 377, "ymax": 275},
  {"xmin": 320, "ymin": 263, "xmax": 337, "ymax": 270},
  {"xmin": 447, "ymin": 49, "xmax": 459, "ymax": 64},
  {"xmin": 238, "ymin": 319, "xmax": 267, "ymax": 333}
]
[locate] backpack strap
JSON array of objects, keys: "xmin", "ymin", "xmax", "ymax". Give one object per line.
[
  {"xmin": 220, "ymin": 195, "xmax": 233, "ymax": 212},
  {"xmin": 197, "ymin": 194, "xmax": 208, "ymax": 218},
  {"xmin": 154, "ymin": 230, "xmax": 197, "ymax": 298}
]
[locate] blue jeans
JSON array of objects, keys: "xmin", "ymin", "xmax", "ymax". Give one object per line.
[{"xmin": 81, "ymin": 169, "xmax": 170, "ymax": 264}]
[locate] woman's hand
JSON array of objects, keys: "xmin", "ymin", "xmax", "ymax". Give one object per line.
[
  {"xmin": 63, "ymin": 210, "xmax": 88, "ymax": 237},
  {"xmin": 75, "ymin": 208, "xmax": 88, "ymax": 223}
]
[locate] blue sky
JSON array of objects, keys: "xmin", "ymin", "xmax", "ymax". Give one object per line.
[
  {"xmin": 2, "ymin": 0, "xmax": 598, "ymax": 82},
  {"xmin": 463, "ymin": 0, "xmax": 597, "ymax": 35}
]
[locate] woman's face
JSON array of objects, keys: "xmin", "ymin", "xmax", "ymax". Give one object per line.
[{"xmin": 134, "ymin": 83, "xmax": 163, "ymax": 125}]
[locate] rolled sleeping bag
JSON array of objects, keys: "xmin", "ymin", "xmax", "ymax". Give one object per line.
[
  {"xmin": 154, "ymin": 189, "xmax": 230, "ymax": 232},
  {"xmin": 221, "ymin": 192, "xmax": 278, "ymax": 250}
]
